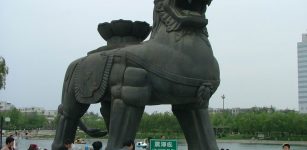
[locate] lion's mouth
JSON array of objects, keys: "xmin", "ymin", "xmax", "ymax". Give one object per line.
[
  {"xmin": 163, "ymin": 0, "xmax": 209, "ymax": 28},
  {"xmin": 175, "ymin": 0, "xmax": 207, "ymax": 16}
]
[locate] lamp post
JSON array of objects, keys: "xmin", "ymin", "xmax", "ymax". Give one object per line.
[
  {"xmin": 221, "ymin": 94, "xmax": 225, "ymax": 111},
  {"xmin": 0, "ymin": 117, "xmax": 11, "ymax": 148},
  {"xmin": 0, "ymin": 116, "xmax": 3, "ymax": 148},
  {"xmin": 5, "ymin": 117, "xmax": 10, "ymax": 131}
]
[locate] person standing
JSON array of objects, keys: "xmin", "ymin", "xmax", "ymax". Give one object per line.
[
  {"xmin": 122, "ymin": 140, "xmax": 135, "ymax": 150},
  {"xmin": 27, "ymin": 144, "xmax": 39, "ymax": 150},
  {"xmin": 64, "ymin": 139, "xmax": 74, "ymax": 150},
  {"xmin": 282, "ymin": 143, "xmax": 290, "ymax": 150},
  {"xmin": 1, "ymin": 136, "xmax": 15, "ymax": 150},
  {"xmin": 92, "ymin": 141, "xmax": 103, "ymax": 150}
]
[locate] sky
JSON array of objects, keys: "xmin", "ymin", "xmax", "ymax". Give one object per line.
[{"xmin": 1, "ymin": 0, "xmax": 307, "ymax": 114}]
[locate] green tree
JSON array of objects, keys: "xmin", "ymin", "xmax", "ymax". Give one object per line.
[
  {"xmin": 6, "ymin": 108, "xmax": 25, "ymax": 130},
  {"xmin": 136, "ymin": 112, "xmax": 184, "ymax": 138},
  {"xmin": 81, "ymin": 113, "xmax": 106, "ymax": 130},
  {"xmin": 0, "ymin": 56, "xmax": 9, "ymax": 90},
  {"xmin": 23, "ymin": 112, "xmax": 48, "ymax": 129}
]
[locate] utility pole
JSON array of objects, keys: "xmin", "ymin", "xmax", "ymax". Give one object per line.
[
  {"xmin": 0, "ymin": 116, "xmax": 3, "ymax": 148},
  {"xmin": 221, "ymin": 94, "xmax": 225, "ymax": 111}
]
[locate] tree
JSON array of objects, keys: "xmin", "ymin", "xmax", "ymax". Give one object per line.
[
  {"xmin": 81, "ymin": 113, "xmax": 106, "ymax": 129},
  {"xmin": 24, "ymin": 112, "xmax": 48, "ymax": 129},
  {"xmin": 0, "ymin": 56, "xmax": 9, "ymax": 90},
  {"xmin": 6, "ymin": 108, "xmax": 25, "ymax": 130}
]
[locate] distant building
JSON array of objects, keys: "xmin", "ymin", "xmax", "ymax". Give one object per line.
[
  {"xmin": 208, "ymin": 108, "xmax": 223, "ymax": 114},
  {"xmin": 230, "ymin": 108, "xmax": 246, "ymax": 115},
  {"xmin": 18, "ymin": 107, "xmax": 57, "ymax": 120},
  {"xmin": 298, "ymin": 33, "xmax": 307, "ymax": 113},
  {"xmin": 0, "ymin": 101, "xmax": 15, "ymax": 111},
  {"xmin": 209, "ymin": 107, "xmax": 250, "ymax": 115},
  {"xmin": 18, "ymin": 107, "xmax": 45, "ymax": 114},
  {"xmin": 209, "ymin": 107, "xmax": 276, "ymax": 115},
  {"xmin": 0, "ymin": 101, "xmax": 58, "ymax": 120},
  {"xmin": 43, "ymin": 110, "xmax": 58, "ymax": 121}
]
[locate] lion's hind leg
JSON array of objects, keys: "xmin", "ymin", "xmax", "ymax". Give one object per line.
[
  {"xmin": 52, "ymin": 90, "xmax": 90, "ymax": 150},
  {"xmin": 52, "ymin": 60, "xmax": 90, "ymax": 150},
  {"xmin": 172, "ymin": 102, "xmax": 219, "ymax": 150}
]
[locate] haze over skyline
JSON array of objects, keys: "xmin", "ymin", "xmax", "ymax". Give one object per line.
[{"xmin": 1, "ymin": 0, "xmax": 307, "ymax": 113}]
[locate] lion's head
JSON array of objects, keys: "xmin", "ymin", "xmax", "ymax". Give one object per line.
[{"xmin": 151, "ymin": 0, "xmax": 211, "ymax": 36}]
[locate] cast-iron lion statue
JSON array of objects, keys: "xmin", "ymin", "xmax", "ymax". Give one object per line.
[{"xmin": 52, "ymin": 0, "xmax": 220, "ymax": 149}]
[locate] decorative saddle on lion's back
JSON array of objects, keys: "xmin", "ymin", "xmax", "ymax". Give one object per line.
[
  {"xmin": 72, "ymin": 20, "xmax": 151, "ymax": 104},
  {"xmin": 73, "ymin": 53, "xmax": 113, "ymax": 104}
]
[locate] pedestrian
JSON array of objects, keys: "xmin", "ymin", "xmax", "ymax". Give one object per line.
[
  {"xmin": 1, "ymin": 136, "xmax": 15, "ymax": 150},
  {"xmin": 92, "ymin": 141, "xmax": 103, "ymax": 150},
  {"xmin": 8, "ymin": 135, "xmax": 16, "ymax": 150},
  {"xmin": 123, "ymin": 139, "xmax": 134, "ymax": 150},
  {"xmin": 64, "ymin": 139, "xmax": 74, "ymax": 150},
  {"xmin": 28, "ymin": 144, "xmax": 39, "ymax": 150},
  {"xmin": 146, "ymin": 137, "xmax": 152, "ymax": 150},
  {"xmin": 282, "ymin": 143, "xmax": 290, "ymax": 150}
]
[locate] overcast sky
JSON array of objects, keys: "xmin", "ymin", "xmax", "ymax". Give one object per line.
[{"xmin": 1, "ymin": 0, "xmax": 307, "ymax": 113}]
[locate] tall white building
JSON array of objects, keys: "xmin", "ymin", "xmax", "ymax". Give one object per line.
[{"xmin": 298, "ymin": 33, "xmax": 307, "ymax": 113}]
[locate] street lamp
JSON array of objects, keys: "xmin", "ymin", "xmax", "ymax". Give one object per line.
[
  {"xmin": 5, "ymin": 117, "xmax": 10, "ymax": 130},
  {"xmin": 221, "ymin": 94, "xmax": 225, "ymax": 111},
  {"xmin": 0, "ymin": 117, "xmax": 11, "ymax": 148},
  {"xmin": 0, "ymin": 116, "xmax": 3, "ymax": 148}
]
